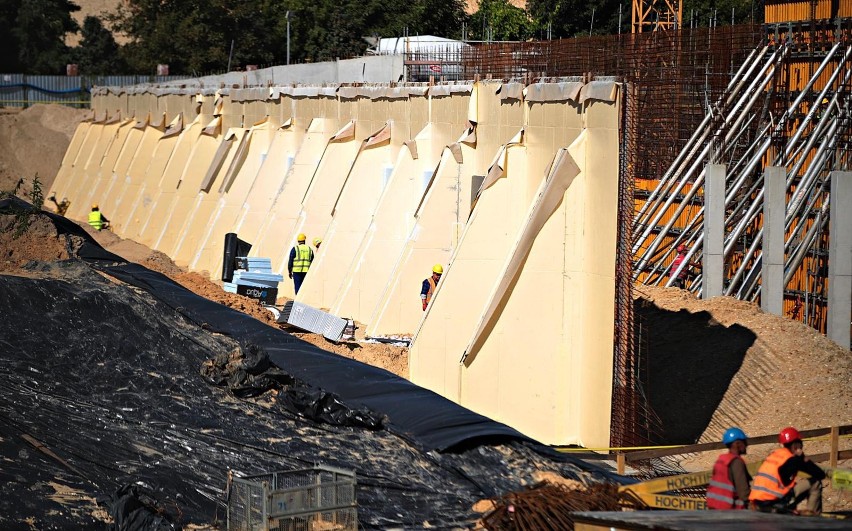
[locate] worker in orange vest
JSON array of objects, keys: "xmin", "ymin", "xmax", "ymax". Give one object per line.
[
  {"xmin": 420, "ymin": 264, "xmax": 442, "ymax": 311},
  {"xmin": 749, "ymin": 426, "xmax": 825, "ymax": 515},
  {"xmin": 706, "ymin": 427, "xmax": 751, "ymax": 509}
]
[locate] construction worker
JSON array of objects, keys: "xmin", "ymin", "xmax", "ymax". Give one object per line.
[
  {"xmin": 88, "ymin": 203, "xmax": 109, "ymax": 231},
  {"xmin": 287, "ymin": 233, "xmax": 314, "ymax": 294},
  {"xmin": 671, "ymin": 243, "xmax": 700, "ymax": 288},
  {"xmin": 313, "ymin": 237, "xmax": 322, "ymax": 250},
  {"xmin": 706, "ymin": 427, "xmax": 751, "ymax": 510},
  {"xmin": 749, "ymin": 426, "xmax": 825, "ymax": 515},
  {"xmin": 47, "ymin": 194, "xmax": 70, "ymax": 216},
  {"xmin": 421, "ymin": 264, "xmax": 442, "ymax": 311}
]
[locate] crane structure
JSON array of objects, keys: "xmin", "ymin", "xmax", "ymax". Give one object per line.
[{"xmin": 632, "ymin": 0, "xmax": 682, "ymax": 33}]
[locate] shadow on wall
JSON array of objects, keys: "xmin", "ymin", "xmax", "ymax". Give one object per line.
[{"xmin": 635, "ymin": 299, "xmax": 756, "ymax": 444}]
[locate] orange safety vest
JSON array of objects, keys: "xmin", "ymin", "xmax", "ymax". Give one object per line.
[
  {"xmin": 706, "ymin": 453, "xmax": 747, "ymax": 509},
  {"xmin": 425, "ymin": 276, "xmax": 437, "ymax": 304},
  {"xmin": 749, "ymin": 447, "xmax": 795, "ymax": 502}
]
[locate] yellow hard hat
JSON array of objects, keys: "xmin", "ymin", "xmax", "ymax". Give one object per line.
[
  {"xmin": 297, "ymin": 233, "xmax": 306, "ymax": 242},
  {"xmin": 91, "ymin": 203, "xmax": 99, "ymax": 209},
  {"xmin": 821, "ymin": 97, "xmax": 829, "ymax": 105},
  {"xmin": 432, "ymin": 264, "xmax": 443, "ymax": 274},
  {"xmin": 313, "ymin": 237, "xmax": 322, "ymax": 246}
]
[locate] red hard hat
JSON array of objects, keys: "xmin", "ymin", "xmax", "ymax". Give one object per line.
[
  {"xmin": 779, "ymin": 426, "xmax": 802, "ymax": 444},
  {"xmin": 676, "ymin": 244, "xmax": 686, "ymax": 252}
]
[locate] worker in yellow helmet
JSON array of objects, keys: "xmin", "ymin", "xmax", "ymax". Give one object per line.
[
  {"xmin": 287, "ymin": 233, "xmax": 314, "ymax": 294},
  {"xmin": 420, "ymin": 264, "xmax": 443, "ymax": 311},
  {"xmin": 88, "ymin": 203, "xmax": 110, "ymax": 231},
  {"xmin": 313, "ymin": 237, "xmax": 322, "ymax": 249}
]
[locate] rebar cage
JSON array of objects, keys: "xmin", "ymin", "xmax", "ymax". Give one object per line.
[{"xmin": 227, "ymin": 465, "xmax": 357, "ymax": 531}]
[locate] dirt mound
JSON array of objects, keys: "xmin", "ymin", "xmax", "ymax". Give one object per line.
[
  {"xmin": 636, "ymin": 284, "xmax": 850, "ymax": 446},
  {"xmin": 0, "ymin": 105, "xmax": 89, "ymax": 197},
  {"xmin": 0, "ymin": 213, "xmax": 72, "ymax": 271}
]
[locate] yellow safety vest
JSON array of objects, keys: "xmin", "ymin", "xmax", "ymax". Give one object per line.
[
  {"xmin": 292, "ymin": 244, "xmax": 313, "ymax": 273},
  {"xmin": 88, "ymin": 211, "xmax": 103, "ymax": 230}
]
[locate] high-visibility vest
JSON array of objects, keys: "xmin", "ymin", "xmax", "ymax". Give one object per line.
[
  {"xmin": 706, "ymin": 453, "xmax": 747, "ymax": 509},
  {"xmin": 425, "ymin": 276, "xmax": 437, "ymax": 304},
  {"xmin": 88, "ymin": 210, "xmax": 103, "ymax": 230},
  {"xmin": 749, "ymin": 447, "xmax": 795, "ymax": 502},
  {"xmin": 291, "ymin": 244, "xmax": 313, "ymax": 273}
]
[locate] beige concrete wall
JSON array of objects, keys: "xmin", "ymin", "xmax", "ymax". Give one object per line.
[
  {"xmin": 170, "ymin": 127, "xmax": 246, "ymax": 267},
  {"xmin": 407, "ymin": 92, "xmax": 620, "ymax": 447},
  {"xmin": 330, "ymin": 122, "xmax": 451, "ymax": 323},
  {"xmin": 122, "ymin": 115, "xmax": 190, "ymax": 240},
  {"xmin": 249, "ymin": 117, "xmax": 336, "ymax": 266},
  {"xmin": 47, "ymin": 121, "xmax": 91, "ymax": 211},
  {"xmin": 134, "ymin": 117, "xmax": 204, "ymax": 247},
  {"xmin": 64, "ymin": 117, "xmax": 129, "ymax": 221},
  {"xmin": 188, "ymin": 119, "xmax": 277, "ymax": 278},
  {"xmin": 72, "ymin": 119, "xmax": 135, "ymax": 222}
]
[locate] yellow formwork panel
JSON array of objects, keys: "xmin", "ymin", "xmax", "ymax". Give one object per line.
[
  {"xmin": 94, "ymin": 120, "xmax": 150, "ymax": 220},
  {"xmin": 296, "ymin": 122, "xmax": 402, "ymax": 309},
  {"xmin": 47, "ymin": 121, "xmax": 91, "ymax": 210},
  {"xmin": 234, "ymin": 122, "xmax": 307, "ymax": 255},
  {"xmin": 366, "ymin": 141, "xmax": 478, "ymax": 337},
  {"xmin": 109, "ymin": 118, "xmax": 168, "ymax": 235},
  {"xmin": 64, "ymin": 118, "xmax": 128, "ymax": 221},
  {"xmin": 121, "ymin": 117, "xmax": 187, "ymax": 242},
  {"xmin": 135, "ymin": 118, "xmax": 204, "ymax": 247},
  {"xmin": 409, "ymin": 93, "xmax": 619, "ymax": 446},
  {"xmin": 171, "ymin": 127, "xmax": 247, "ymax": 268},
  {"xmin": 330, "ymin": 123, "xmax": 452, "ymax": 324},
  {"xmin": 250, "ymin": 118, "xmax": 341, "ymax": 269},
  {"xmin": 269, "ymin": 129, "xmax": 362, "ymax": 298},
  {"xmin": 188, "ymin": 120, "xmax": 278, "ymax": 279}
]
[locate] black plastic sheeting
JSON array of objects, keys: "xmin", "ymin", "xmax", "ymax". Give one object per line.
[{"xmin": 0, "ymin": 198, "xmax": 621, "ymax": 529}]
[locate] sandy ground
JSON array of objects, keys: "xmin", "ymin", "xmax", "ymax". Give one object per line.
[{"xmin": 2, "ymin": 104, "xmax": 850, "ymax": 513}]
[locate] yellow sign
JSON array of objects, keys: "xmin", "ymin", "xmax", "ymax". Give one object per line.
[
  {"xmin": 833, "ymin": 468, "xmax": 852, "ymax": 491},
  {"xmin": 631, "ymin": 492, "xmax": 707, "ymax": 511}
]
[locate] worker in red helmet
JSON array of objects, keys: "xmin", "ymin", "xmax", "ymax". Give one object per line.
[
  {"xmin": 670, "ymin": 243, "xmax": 701, "ymax": 289},
  {"xmin": 749, "ymin": 427, "xmax": 825, "ymax": 515}
]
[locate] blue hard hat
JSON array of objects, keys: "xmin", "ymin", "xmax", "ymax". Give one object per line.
[{"xmin": 722, "ymin": 427, "xmax": 747, "ymax": 445}]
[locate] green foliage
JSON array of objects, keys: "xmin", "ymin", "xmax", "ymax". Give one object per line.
[
  {"xmin": 682, "ymin": 0, "xmax": 763, "ymax": 27},
  {"xmin": 0, "ymin": 175, "xmax": 44, "ymax": 238},
  {"xmin": 526, "ymin": 0, "xmax": 627, "ymax": 39},
  {"xmin": 469, "ymin": 0, "xmax": 535, "ymax": 41},
  {"xmin": 10, "ymin": 0, "xmax": 80, "ymax": 73},
  {"xmin": 74, "ymin": 16, "xmax": 128, "ymax": 75}
]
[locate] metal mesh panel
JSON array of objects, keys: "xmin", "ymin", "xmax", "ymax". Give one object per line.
[{"xmin": 228, "ymin": 466, "xmax": 357, "ymax": 531}]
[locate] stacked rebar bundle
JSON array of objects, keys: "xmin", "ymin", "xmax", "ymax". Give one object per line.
[
  {"xmin": 633, "ymin": 39, "xmax": 852, "ymax": 308},
  {"xmin": 480, "ymin": 481, "xmax": 648, "ymax": 531}
]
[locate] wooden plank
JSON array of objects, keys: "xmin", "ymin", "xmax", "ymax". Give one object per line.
[
  {"xmin": 633, "ymin": 492, "xmax": 707, "ymax": 511},
  {"xmin": 625, "ymin": 424, "xmax": 852, "ymax": 462},
  {"xmin": 621, "ymin": 461, "xmax": 762, "ymax": 494},
  {"xmin": 830, "ymin": 426, "xmax": 839, "ymax": 469},
  {"xmin": 617, "ymin": 452, "xmax": 626, "ymax": 475}
]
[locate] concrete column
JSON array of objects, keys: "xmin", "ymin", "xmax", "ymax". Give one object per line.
[
  {"xmin": 703, "ymin": 164, "xmax": 726, "ymax": 299},
  {"xmin": 762, "ymin": 166, "xmax": 786, "ymax": 315},
  {"xmin": 827, "ymin": 171, "xmax": 852, "ymax": 349}
]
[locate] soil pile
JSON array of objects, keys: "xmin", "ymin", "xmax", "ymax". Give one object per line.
[{"xmin": 0, "ymin": 105, "xmax": 89, "ymax": 197}]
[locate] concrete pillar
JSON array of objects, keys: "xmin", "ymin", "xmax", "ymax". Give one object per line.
[
  {"xmin": 827, "ymin": 171, "xmax": 852, "ymax": 349},
  {"xmin": 762, "ymin": 166, "xmax": 786, "ymax": 315},
  {"xmin": 703, "ymin": 164, "xmax": 726, "ymax": 299}
]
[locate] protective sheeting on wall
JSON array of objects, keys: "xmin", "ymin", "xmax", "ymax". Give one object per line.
[
  {"xmin": 134, "ymin": 116, "xmax": 205, "ymax": 247},
  {"xmin": 329, "ymin": 123, "xmax": 451, "ymax": 323},
  {"xmin": 366, "ymin": 136, "xmax": 477, "ymax": 337},
  {"xmin": 108, "ymin": 114, "xmax": 168, "ymax": 234},
  {"xmin": 121, "ymin": 114, "xmax": 188, "ymax": 241},
  {"xmin": 187, "ymin": 118, "xmax": 277, "ymax": 278},
  {"xmin": 296, "ymin": 119, "xmax": 405, "ymax": 309},
  {"xmin": 269, "ymin": 122, "xmax": 362, "ymax": 298},
  {"xmin": 46, "ymin": 121, "xmax": 91, "ymax": 208},
  {"xmin": 60, "ymin": 117, "xmax": 121, "ymax": 220},
  {"xmin": 71, "ymin": 118, "xmax": 135, "ymax": 222},
  {"xmin": 170, "ymin": 127, "xmax": 246, "ymax": 267},
  {"xmin": 91, "ymin": 117, "xmax": 149, "ymax": 221},
  {"xmin": 408, "ymin": 93, "xmax": 621, "ymax": 447}
]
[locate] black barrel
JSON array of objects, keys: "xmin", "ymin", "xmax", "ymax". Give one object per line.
[{"xmin": 222, "ymin": 233, "xmax": 252, "ymax": 282}]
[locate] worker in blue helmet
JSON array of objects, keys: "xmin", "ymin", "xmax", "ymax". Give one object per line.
[{"xmin": 706, "ymin": 427, "xmax": 751, "ymax": 509}]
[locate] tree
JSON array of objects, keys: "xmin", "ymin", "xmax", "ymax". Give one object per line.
[
  {"xmin": 12, "ymin": 0, "xmax": 79, "ymax": 73},
  {"xmin": 75, "ymin": 16, "xmax": 127, "ymax": 74},
  {"xmin": 0, "ymin": 0, "xmax": 22, "ymax": 72},
  {"xmin": 469, "ymin": 0, "xmax": 534, "ymax": 41},
  {"xmin": 526, "ymin": 0, "xmax": 625, "ymax": 39}
]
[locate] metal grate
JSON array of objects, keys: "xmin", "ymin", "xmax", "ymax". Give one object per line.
[
  {"xmin": 227, "ymin": 466, "xmax": 357, "ymax": 531},
  {"xmin": 279, "ymin": 301, "xmax": 348, "ymax": 342}
]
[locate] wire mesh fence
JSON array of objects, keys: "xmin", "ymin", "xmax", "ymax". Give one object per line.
[{"xmin": 0, "ymin": 74, "xmax": 192, "ymax": 108}]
